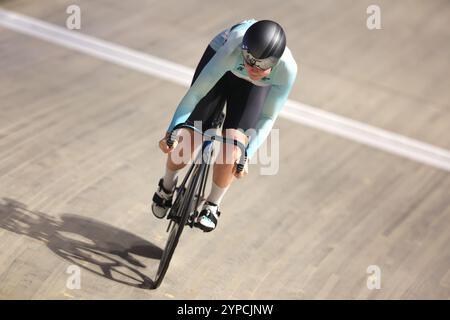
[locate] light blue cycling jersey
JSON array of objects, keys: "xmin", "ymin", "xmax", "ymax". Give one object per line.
[{"xmin": 167, "ymin": 19, "xmax": 298, "ymax": 159}]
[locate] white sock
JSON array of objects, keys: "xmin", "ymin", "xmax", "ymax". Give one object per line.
[
  {"xmin": 162, "ymin": 167, "xmax": 179, "ymax": 191},
  {"xmin": 206, "ymin": 181, "xmax": 230, "ymax": 206}
]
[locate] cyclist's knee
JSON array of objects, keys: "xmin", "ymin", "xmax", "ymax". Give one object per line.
[
  {"xmin": 217, "ymin": 128, "xmax": 247, "ymax": 165},
  {"xmin": 175, "ymin": 128, "xmax": 202, "ymax": 152},
  {"xmin": 223, "ymin": 128, "xmax": 248, "ymax": 143},
  {"xmin": 169, "ymin": 128, "xmax": 199, "ymax": 165}
]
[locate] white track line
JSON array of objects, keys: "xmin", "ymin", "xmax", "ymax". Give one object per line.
[{"xmin": 1, "ymin": 8, "xmax": 450, "ymax": 172}]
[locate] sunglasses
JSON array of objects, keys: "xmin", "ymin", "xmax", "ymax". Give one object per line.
[{"xmin": 242, "ymin": 47, "xmax": 278, "ymax": 71}]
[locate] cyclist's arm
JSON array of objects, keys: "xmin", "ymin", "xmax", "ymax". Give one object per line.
[
  {"xmin": 166, "ymin": 39, "xmax": 239, "ymax": 132},
  {"xmin": 246, "ymin": 60, "xmax": 297, "ymax": 159}
]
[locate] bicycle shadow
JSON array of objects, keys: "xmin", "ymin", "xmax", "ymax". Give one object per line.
[{"xmin": 0, "ymin": 197, "xmax": 162, "ymax": 289}]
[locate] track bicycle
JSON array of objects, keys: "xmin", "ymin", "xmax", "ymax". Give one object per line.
[{"xmin": 153, "ymin": 115, "xmax": 247, "ymax": 289}]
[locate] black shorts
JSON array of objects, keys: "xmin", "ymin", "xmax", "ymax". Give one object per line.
[{"xmin": 186, "ymin": 45, "xmax": 271, "ymax": 133}]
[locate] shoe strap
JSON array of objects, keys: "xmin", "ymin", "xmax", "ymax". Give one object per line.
[
  {"xmin": 203, "ymin": 205, "xmax": 220, "ymax": 220},
  {"xmin": 158, "ymin": 178, "xmax": 174, "ymax": 195},
  {"xmin": 153, "ymin": 192, "xmax": 172, "ymax": 207}
]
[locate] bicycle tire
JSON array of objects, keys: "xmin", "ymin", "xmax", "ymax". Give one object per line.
[{"xmin": 153, "ymin": 163, "xmax": 205, "ymax": 288}]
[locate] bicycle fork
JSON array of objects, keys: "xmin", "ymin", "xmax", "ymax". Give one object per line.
[{"xmin": 187, "ymin": 140, "xmax": 215, "ymax": 228}]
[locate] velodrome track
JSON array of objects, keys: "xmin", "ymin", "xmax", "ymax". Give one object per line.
[{"xmin": 0, "ymin": 0, "xmax": 449, "ymax": 299}]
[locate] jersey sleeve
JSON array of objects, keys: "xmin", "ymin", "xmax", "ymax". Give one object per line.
[
  {"xmin": 246, "ymin": 59, "xmax": 298, "ymax": 159},
  {"xmin": 166, "ymin": 38, "xmax": 239, "ymax": 132}
]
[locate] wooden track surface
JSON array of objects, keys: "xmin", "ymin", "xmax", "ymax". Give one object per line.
[{"xmin": 0, "ymin": 0, "xmax": 449, "ymax": 299}]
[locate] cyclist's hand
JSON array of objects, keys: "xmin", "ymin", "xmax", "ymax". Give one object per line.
[
  {"xmin": 233, "ymin": 159, "xmax": 248, "ymax": 179},
  {"xmin": 159, "ymin": 132, "xmax": 177, "ymax": 153}
]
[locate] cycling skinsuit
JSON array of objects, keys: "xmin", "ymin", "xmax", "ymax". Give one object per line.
[{"xmin": 167, "ymin": 19, "xmax": 298, "ymax": 159}]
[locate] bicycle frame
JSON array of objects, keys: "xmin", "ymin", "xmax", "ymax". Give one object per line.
[{"xmin": 153, "ymin": 122, "xmax": 248, "ymax": 288}]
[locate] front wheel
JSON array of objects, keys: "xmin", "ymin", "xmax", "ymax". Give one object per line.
[
  {"xmin": 153, "ymin": 164, "xmax": 204, "ymax": 289},
  {"xmin": 153, "ymin": 221, "xmax": 180, "ymax": 288}
]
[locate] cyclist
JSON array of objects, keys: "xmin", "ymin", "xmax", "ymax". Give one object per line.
[{"xmin": 152, "ymin": 19, "xmax": 297, "ymax": 232}]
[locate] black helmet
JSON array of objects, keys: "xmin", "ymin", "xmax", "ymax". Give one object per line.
[{"xmin": 242, "ymin": 20, "xmax": 286, "ymax": 70}]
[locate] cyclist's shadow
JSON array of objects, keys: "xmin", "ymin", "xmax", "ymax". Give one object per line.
[{"xmin": 0, "ymin": 198, "xmax": 162, "ymax": 289}]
